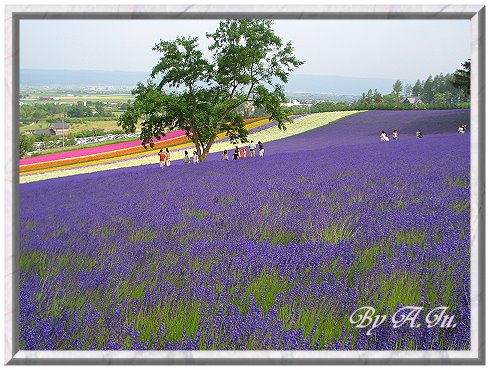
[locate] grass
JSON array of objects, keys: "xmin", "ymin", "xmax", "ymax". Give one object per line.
[
  {"xmin": 318, "ymin": 217, "xmax": 359, "ymax": 244},
  {"xmin": 244, "ymin": 269, "xmax": 286, "ymax": 315}
]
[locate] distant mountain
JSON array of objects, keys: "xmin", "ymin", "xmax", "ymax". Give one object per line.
[
  {"xmin": 20, "ymin": 69, "xmax": 149, "ymax": 87},
  {"xmin": 20, "ymin": 69, "xmax": 413, "ymax": 96}
]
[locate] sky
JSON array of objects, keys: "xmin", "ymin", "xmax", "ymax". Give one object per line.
[{"xmin": 20, "ymin": 18, "xmax": 470, "ymax": 82}]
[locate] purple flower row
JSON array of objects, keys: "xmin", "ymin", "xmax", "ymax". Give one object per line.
[{"xmin": 19, "ymin": 110, "xmax": 470, "ymax": 350}]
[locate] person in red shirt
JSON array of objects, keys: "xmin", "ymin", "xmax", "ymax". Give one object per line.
[{"xmin": 158, "ymin": 149, "xmax": 167, "ymax": 168}]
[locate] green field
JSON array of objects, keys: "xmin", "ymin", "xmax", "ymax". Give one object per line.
[
  {"xmin": 20, "ymin": 93, "xmax": 140, "ymax": 135},
  {"xmin": 20, "ymin": 118, "xmax": 142, "ymax": 135}
]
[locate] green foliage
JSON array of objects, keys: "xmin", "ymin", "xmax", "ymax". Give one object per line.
[
  {"xmin": 19, "ymin": 134, "xmax": 35, "ymax": 157},
  {"xmin": 86, "ymin": 101, "xmax": 115, "ymax": 117},
  {"xmin": 67, "ymin": 101, "xmax": 93, "ymax": 118},
  {"xmin": 19, "ymin": 103, "xmax": 66, "ymax": 122},
  {"xmin": 350, "ymin": 69, "xmax": 470, "ymax": 109},
  {"xmin": 245, "ymin": 269, "xmax": 286, "ymax": 314},
  {"xmin": 450, "ymin": 59, "xmax": 471, "ymax": 97},
  {"xmin": 118, "ymin": 19, "xmax": 303, "ymax": 160},
  {"xmin": 311, "ymin": 100, "xmax": 470, "ymax": 113},
  {"xmin": 318, "ymin": 218, "xmax": 359, "ymax": 244},
  {"xmin": 392, "ymin": 79, "xmax": 403, "ymax": 96}
]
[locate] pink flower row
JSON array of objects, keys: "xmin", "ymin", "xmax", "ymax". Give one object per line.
[{"xmin": 20, "ymin": 130, "xmax": 187, "ymax": 165}]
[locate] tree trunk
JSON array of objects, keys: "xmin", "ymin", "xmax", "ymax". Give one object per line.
[
  {"xmin": 191, "ymin": 132, "xmax": 202, "ymax": 157},
  {"xmin": 198, "ymin": 134, "xmax": 217, "ymax": 162}
]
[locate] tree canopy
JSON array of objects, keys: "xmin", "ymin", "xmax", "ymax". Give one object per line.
[
  {"xmin": 392, "ymin": 80, "xmax": 403, "ymax": 96},
  {"xmin": 118, "ymin": 19, "xmax": 304, "ymax": 161},
  {"xmin": 450, "ymin": 59, "xmax": 470, "ymax": 97}
]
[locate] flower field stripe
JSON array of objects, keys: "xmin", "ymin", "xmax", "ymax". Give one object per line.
[
  {"xmin": 216, "ymin": 117, "xmax": 271, "ymax": 140},
  {"xmin": 19, "ymin": 129, "xmax": 189, "ymax": 166},
  {"xmin": 19, "ymin": 117, "xmax": 271, "ymax": 173},
  {"xmin": 20, "ymin": 140, "xmax": 200, "ymax": 176},
  {"xmin": 20, "ymin": 116, "xmax": 269, "ymax": 167},
  {"xmin": 19, "ymin": 135, "xmax": 191, "ymax": 173},
  {"xmin": 19, "ymin": 116, "xmax": 277, "ymax": 174}
]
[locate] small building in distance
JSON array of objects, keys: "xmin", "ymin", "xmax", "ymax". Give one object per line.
[
  {"xmin": 401, "ymin": 96, "xmax": 425, "ymax": 105},
  {"xmin": 33, "ymin": 128, "xmax": 56, "ymax": 136},
  {"xmin": 31, "ymin": 122, "xmax": 69, "ymax": 136},
  {"xmin": 50, "ymin": 122, "xmax": 70, "ymax": 136},
  {"xmin": 281, "ymin": 97, "xmax": 312, "ymax": 108}
]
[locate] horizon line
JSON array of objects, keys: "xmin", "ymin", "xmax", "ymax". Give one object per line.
[{"xmin": 20, "ymin": 68, "xmax": 426, "ymax": 82}]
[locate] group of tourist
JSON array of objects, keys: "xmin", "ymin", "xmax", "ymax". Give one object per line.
[
  {"xmin": 379, "ymin": 123, "xmax": 467, "ymax": 142},
  {"xmin": 380, "ymin": 129, "xmax": 424, "ymax": 141},
  {"xmin": 160, "ymin": 121, "xmax": 469, "ymax": 168},
  {"xmin": 157, "ymin": 140, "xmax": 265, "ymax": 167},
  {"xmin": 223, "ymin": 140, "xmax": 265, "ymax": 161},
  {"xmin": 379, "ymin": 130, "xmax": 399, "ymax": 142},
  {"xmin": 158, "ymin": 148, "xmax": 171, "ymax": 167},
  {"xmin": 182, "ymin": 150, "xmax": 199, "ymax": 164}
]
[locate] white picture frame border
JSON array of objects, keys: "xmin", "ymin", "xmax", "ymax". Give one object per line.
[{"xmin": 4, "ymin": 4, "xmax": 485, "ymax": 365}]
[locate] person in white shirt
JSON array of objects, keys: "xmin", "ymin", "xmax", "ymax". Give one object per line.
[
  {"xmin": 380, "ymin": 131, "xmax": 389, "ymax": 142},
  {"xmin": 192, "ymin": 151, "xmax": 199, "ymax": 164},
  {"xmin": 183, "ymin": 150, "xmax": 190, "ymax": 163},
  {"xmin": 249, "ymin": 140, "xmax": 256, "ymax": 157}
]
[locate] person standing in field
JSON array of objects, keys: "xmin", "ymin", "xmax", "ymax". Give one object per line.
[
  {"xmin": 183, "ymin": 150, "xmax": 190, "ymax": 163},
  {"xmin": 192, "ymin": 151, "xmax": 199, "ymax": 164},
  {"xmin": 164, "ymin": 148, "xmax": 171, "ymax": 166},
  {"xmin": 233, "ymin": 146, "xmax": 240, "ymax": 160},
  {"xmin": 380, "ymin": 131, "xmax": 389, "ymax": 141},
  {"xmin": 240, "ymin": 147, "xmax": 247, "ymax": 159},
  {"xmin": 258, "ymin": 141, "xmax": 265, "ymax": 157},
  {"xmin": 222, "ymin": 150, "xmax": 229, "ymax": 160},
  {"xmin": 416, "ymin": 129, "xmax": 423, "ymax": 138},
  {"xmin": 249, "ymin": 140, "xmax": 256, "ymax": 157},
  {"xmin": 158, "ymin": 149, "xmax": 167, "ymax": 168},
  {"xmin": 392, "ymin": 130, "xmax": 398, "ymax": 140}
]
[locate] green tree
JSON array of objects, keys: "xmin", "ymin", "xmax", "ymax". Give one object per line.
[
  {"xmin": 119, "ymin": 19, "xmax": 303, "ymax": 161},
  {"xmin": 366, "ymin": 89, "xmax": 374, "ymax": 103},
  {"xmin": 373, "ymin": 89, "xmax": 383, "ymax": 103},
  {"xmin": 383, "ymin": 92, "xmax": 400, "ymax": 104},
  {"xmin": 412, "ymin": 80, "xmax": 423, "ymax": 97},
  {"xmin": 19, "ymin": 134, "xmax": 35, "ymax": 157},
  {"xmin": 403, "ymin": 84, "xmax": 413, "ymax": 98},
  {"xmin": 434, "ymin": 92, "xmax": 445, "ymax": 105},
  {"xmin": 450, "ymin": 59, "xmax": 470, "ymax": 98},
  {"xmin": 67, "ymin": 101, "xmax": 92, "ymax": 118},
  {"xmin": 392, "ymin": 80, "xmax": 403, "ymax": 96},
  {"xmin": 422, "ymin": 75, "xmax": 434, "ymax": 103}
]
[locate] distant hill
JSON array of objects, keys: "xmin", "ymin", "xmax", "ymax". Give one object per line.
[
  {"xmin": 285, "ymin": 74, "xmax": 414, "ymax": 95},
  {"xmin": 20, "ymin": 69, "xmax": 413, "ymax": 95}
]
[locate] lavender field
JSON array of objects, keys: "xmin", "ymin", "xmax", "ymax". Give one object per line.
[{"xmin": 19, "ymin": 110, "xmax": 471, "ymax": 350}]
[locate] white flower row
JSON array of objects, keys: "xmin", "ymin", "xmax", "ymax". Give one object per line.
[{"xmin": 20, "ymin": 111, "xmax": 363, "ymax": 184}]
